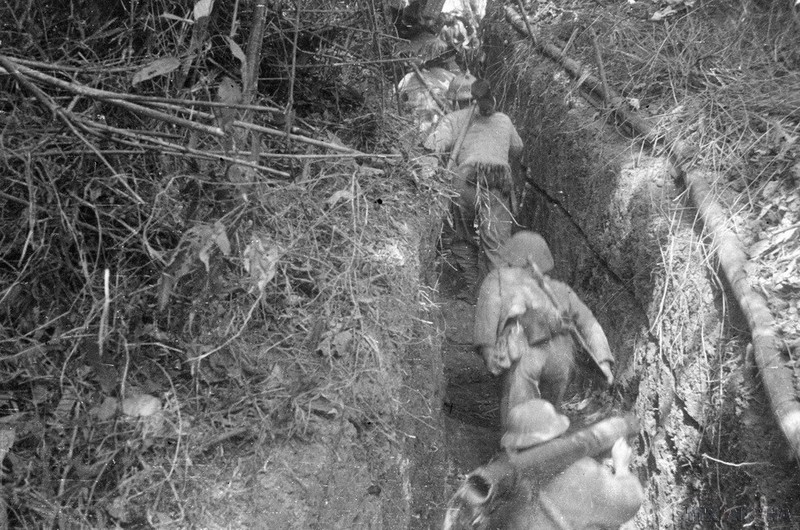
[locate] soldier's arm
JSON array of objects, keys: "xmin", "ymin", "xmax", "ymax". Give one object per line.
[
  {"xmin": 593, "ymin": 440, "xmax": 644, "ymax": 526},
  {"xmin": 559, "ymin": 283, "xmax": 615, "ymax": 383},
  {"xmin": 508, "ymin": 121, "xmax": 524, "ymax": 164},
  {"xmin": 475, "ymin": 270, "xmax": 511, "ymax": 375},
  {"xmin": 592, "ymin": 467, "xmax": 645, "ymax": 527}
]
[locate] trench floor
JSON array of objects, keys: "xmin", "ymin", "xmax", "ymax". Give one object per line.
[{"xmin": 438, "ymin": 248, "xmax": 502, "ymax": 480}]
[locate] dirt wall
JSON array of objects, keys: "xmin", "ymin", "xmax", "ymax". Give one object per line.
[{"xmin": 481, "ymin": 22, "xmax": 800, "ymax": 527}]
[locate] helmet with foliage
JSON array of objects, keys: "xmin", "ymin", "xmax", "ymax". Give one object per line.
[
  {"xmin": 501, "ymin": 398, "xmax": 570, "ymax": 451},
  {"xmin": 446, "ymin": 72, "xmax": 476, "ymax": 102}
]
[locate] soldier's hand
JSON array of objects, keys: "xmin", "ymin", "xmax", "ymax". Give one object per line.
[
  {"xmin": 481, "ymin": 345, "xmax": 510, "ymax": 375},
  {"xmin": 611, "ymin": 438, "xmax": 633, "ymax": 475},
  {"xmin": 599, "ymin": 361, "xmax": 614, "ymax": 386}
]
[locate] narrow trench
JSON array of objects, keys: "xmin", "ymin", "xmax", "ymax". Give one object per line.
[
  {"xmin": 437, "ymin": 236, "xmax": 502, "ymax": 476},
  {"xmin": 436, "ymin": 221, "xmax": 620, "ymax": 489}
]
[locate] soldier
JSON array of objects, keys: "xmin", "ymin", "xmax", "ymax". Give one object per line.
[
  {"xmin": 425, "ymin": 78, "xmax": 524, "ymax": 284},
  {"xmin": 474, "ymin": 231, "xmax": 615, "ymax": 424},
  {"xmin": 500, "ymin": 399, "xmax": 644, "ymax": 529}
]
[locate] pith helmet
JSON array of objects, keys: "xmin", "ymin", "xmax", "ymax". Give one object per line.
[
  {"xmin": 446, "ymin": 73, "xmax": 476, "ymax": 101},
  {"xmin": 501, "ymin": 398, "xmax": 570, "ymax": 451},
  {"xmin": 497, "ymin": 231, "xmax": 554, "ymax": 272}
]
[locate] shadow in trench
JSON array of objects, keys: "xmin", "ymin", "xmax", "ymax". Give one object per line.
[{"xmin": 438, "ymin": 230, "xmax": 503, "ymax": 479}]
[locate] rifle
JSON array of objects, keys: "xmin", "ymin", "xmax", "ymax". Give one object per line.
[
  {"xmin": 446, "ymin": 104, "xmax": 477, "ymax": 237},
  {"xmin": 446, "ymin": 104, "xmax": 477, "ymax": 172},
  {"xmin": 443, "ymin": 414, "xmax": 639, "ymax": 530},
  {"xmin": 526, "ymin": 261, "xmax": 613, "ymax": 384}
]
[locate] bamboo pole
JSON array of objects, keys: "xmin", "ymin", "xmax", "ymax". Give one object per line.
[{"xmin": 504, "ymin": 4, "xmax": 800, "ymax": 460}]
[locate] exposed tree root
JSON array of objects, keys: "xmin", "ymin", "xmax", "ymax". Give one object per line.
[{"xmin": 505, "ymin": 4, "xmax": 800, "ymax": 461}]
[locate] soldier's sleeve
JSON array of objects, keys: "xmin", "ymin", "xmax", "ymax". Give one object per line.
[
  {"xmin": 542, "ymin": 458, "xmax": 643, "ymax": 528},
  {"xmin": 474, "ymin": 270, "xmax": 502, "ymax": 347},
  {"xmin": 423, "ymin": 113, "xmax": 456, "ymax": 153},
  {"xmin": 559, "ymin": 282, "xmax": 614, "ymax": 365}
]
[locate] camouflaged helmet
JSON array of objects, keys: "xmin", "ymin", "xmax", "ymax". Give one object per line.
[
  {"xmin": 497, "ymin": 231, "xmax": 555, "ymax": 272},
  {"xmin": 446, "ymin": 72, "xmax": 477, "ymax": 102},
  {"xmin": 501, "ymin": 398, "xmax": 570, "ymax": 451}
]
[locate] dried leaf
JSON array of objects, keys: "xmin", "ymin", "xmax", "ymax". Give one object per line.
[
  {"xmin": 0, "ymin": 427, "xmax": 15, "ymax": 460},
  {"xmin": 90, "ymin": 397, "xmax": 119, "ymax": 421},
  {"xmin": 159, "ymin": 12, "xmax": 193, "ymax": 23},
  {"xmin": 106, "ymin": 496, "xmax": 129, "ymax": 523},
  {"xmin": 132, "ymin": 57, "xmax": 181, "ymax": 86},
  {"xmin": 307, "ymin": 395, "xmax": 341, "ymax": 418},
  {"xmin": 650, "ymin": 6, "xmax": 676, "ymax": 21},
  {"xmin": 194, "ymin": 221, "xmax": 229, "ymax": 272},
  {"xmin": 122, "ymin": 394, "xmax": 161, "ymax": 417},
  {"xmin": 224, "ymin": 36, "xmax": 247, "ymax": 67},
  {"xmin": 212, "ymin": 221, "xmax": 230, "ymax": 255},
  {"xmin": 193, "ymin": 0, "xmax": 215, "ymax": 20},
  {"xmin": 243, "ymin": 234, "xmax": 281, "ymax": 292},
  {"xmin": 332, "ymin": 329, "xmax": 353, "ymax": 356},
  {"xmin": 215, "ymin": 77, "xmax": 241, "ymax": 131},
  {"xmin": 327, "ymin": 189, "xmax": 355, "ymax": 207},
  {"xmin": 54, "ymin": 387, "xmax": 78, "ymax": 422},
  {"xmin": 216, "ymin": 77, "xmax": 241, "ymax": 106},
  {"xmin": 31, "ymin": 385, "xmax": 50, "ymax": 405},
  {"xmin": 157, "ymin": 273, "xmax": 176, "ymax": 311}
]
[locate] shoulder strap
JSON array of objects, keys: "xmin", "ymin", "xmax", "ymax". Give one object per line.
[{"xmin": 527, "ymin": 264, "xmax": 608, "ymax": 370}]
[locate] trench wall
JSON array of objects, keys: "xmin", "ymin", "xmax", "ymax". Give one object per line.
[
  {"xmin": 377, "ymin": 209, "xmax": 449, "ymax": 529},
  {"xmin": 481, "ymin": 21, "xmax": 730, "ymax": 527}
]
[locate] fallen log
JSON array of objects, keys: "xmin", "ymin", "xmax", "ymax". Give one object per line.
[{"xmin": 504, "ymin": 4, "xmax": 800, "ymax": 461}]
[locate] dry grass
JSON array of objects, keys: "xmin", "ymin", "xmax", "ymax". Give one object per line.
[{"xmin": 0, "ymin": 0, "xmax": 450, "ymax": 526}]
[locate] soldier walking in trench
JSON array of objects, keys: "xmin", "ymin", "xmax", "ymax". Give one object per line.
[
  {"xmin": 424, "ymin": 78, "xmax": 525, "ymax": 286},
  {"xmin": 474, "ymin": 231, "xmax": 616, "ymax": 427}
]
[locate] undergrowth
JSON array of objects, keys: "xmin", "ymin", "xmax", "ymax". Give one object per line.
[{"xmin": 0, "ymin": 0, "xmax": 448, "ymax": 526}]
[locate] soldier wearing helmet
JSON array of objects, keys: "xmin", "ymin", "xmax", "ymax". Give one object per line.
[
  {"xmin": 474, "ymin": 231, "xmax": 615, "ymax": 422},
  {"xmin": 500, "ymin": 399, "xmax": 644, "ymax": 529},
  {"xmin": 424, "ymin": 78, "xmax": 524, "ymax": 284}
]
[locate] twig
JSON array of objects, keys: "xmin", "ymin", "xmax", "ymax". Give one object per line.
[
  {"xmin": 243, "ymin": 0, "xmax": 269, "ymax": 105},
  {"xmin": 561, "ymin": 28, "xmax": 580, "ymax": 58},
  {"xmin": 72, "ymin": 115, "xmax": 291, "ymax": 178},
  {"xmin": 99, "ymin": 268, "xmax": 110, "ymax": 358},
  {"xmin": 701, "ymin": 453, "xmax": 770, "ymax": 467},
  {"xmin": 513, "ymin": 0, "xmax": 539, "ymax": 46},
  {"xmin": 1, "ymin": 55, "xmax": 366, "ymax": 155},
  {"xmin": 589, "ymin": 27, "xmax": 610, "ymax": 106},
  {"xmin": 286, "ymin": 0, "xmax": 301, "ymax": 139}
]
